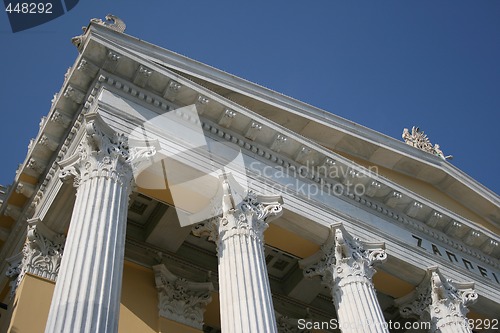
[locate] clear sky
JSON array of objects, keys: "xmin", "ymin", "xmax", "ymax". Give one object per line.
[{"xmin": 1, "ymin": 1, "xmax": 499, "ymax": 195}]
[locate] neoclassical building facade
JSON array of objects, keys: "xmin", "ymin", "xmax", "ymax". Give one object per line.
[{"xmin": 0, "ymin": 17, "xmax": 498, "ymax": 333}]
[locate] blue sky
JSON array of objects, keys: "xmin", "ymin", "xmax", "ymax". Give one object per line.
[{"xmin": 1, "ymin": 1, "xmax": 499, "ymax": 195}]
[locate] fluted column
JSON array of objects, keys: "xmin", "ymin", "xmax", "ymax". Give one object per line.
[
  {"xmin": 300, "ymin": 224, "xmax": 388, "ymax": 333},
  {"xmin": 192, "ymin": 175, "xmax": 283, "ymax": 333},
  {"xmin": 395, "ymin": 266, "xmax": 478, "ymax": 333},
  {"xmin": 45, "ymin": 112, "xmax": 155, "ymax": 333}
]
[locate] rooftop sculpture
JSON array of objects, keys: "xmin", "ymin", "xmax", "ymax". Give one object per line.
[{"xmin": 402, "ymin": 126, "xmax": 453, "ymax": 161}]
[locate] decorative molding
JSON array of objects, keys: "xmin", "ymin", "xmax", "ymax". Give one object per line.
[
  {"xmin": 191, "ymin": 217, "xmax": 219, "ymax": 243},
  {"xmin": 103, "ymin": 50, "xmax": 121, "ymax": 72},
  {"xmin": 15, "ymin": 182, "xmax": 36, "ymax": 198},
  {"xmin": 133, "ymin": 65, "xmax": 153, "ymax": 87},
  {"xmin": 25, "ymin": 157, "xmax": 46, "ymax": 177},
  {"xmin": 244, "ymin": 121, "xmax": 262, "ymax": 141},
  {"xmin": 77, "ymin": 58, "xmax": 99, "ymax": 77},
  {"xmin": 294, "ymin": 146, "xmax": 313, "ymax": 164},
  {"xmin": 163, "ymin": 80, "xmax": 182, "ymax": 101},
  {"xmin": 196, "ymin": 95, "xmax": 210, "ymax": 114},
  {"xmin": 50, "ymin": 109, "xmax": 72, "ymax": 127},
  {"xmin": 192, "ymin": 175, "xmax": 283, "ymax": 254},
  {"xmin": 39, "ymin": 133, "xmax": 60, "ymax": 151},
  {"xmin": 64, "ymin": 85, "xmax": 86, "ymax": 104},
  {"xmin": 270, "ymin": 134, "xmax": 288, "ymax": 153},
  {"xmin": 217, "ymin": 174, "xmax": 283, "ymax": 246},
  {"xmin": 153, "ymin": 264, "xmax": 213, "ymax": 329},
  {"xmin": 395, "ymin": 266, "xmax": 478, "ymax": 332},
  {"xmin": 406, "ymin": 201, "xmax": 423, "ymax": 218},
  {"xmin": 217, "ymin": 109, "xmax": 236, "ymax": 128}
]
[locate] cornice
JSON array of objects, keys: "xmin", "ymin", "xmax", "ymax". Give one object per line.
[{"xmin": 84, "ymin": 24, "xmax": 499, "ymax": 225}]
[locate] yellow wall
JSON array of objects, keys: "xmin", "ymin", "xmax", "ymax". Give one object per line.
[
  {"xmin": 159, "ymin": 318, "xmax": 202, "ymax": 333},
  {"xmin": 119, "ymin": 261, "xmax": 159, "ymax": 333},
  {"xmin": 5, "ymin": 274, "xmax": 54, "ymax": 333},
  {"xmin": 0, "ymin": 262, "xmax": 212, "ymax": 333}
]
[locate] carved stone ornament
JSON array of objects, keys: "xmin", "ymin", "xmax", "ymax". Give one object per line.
[
  {"xmin": 58, "ymin": 112, "xmax": 158, "ymax": 189},
  {"xmin": 89, "ymin": 14, "xmax": 126, "ymax": 33},
  {"xmin": 300, "ymin": 223, "xmax": 387, "ymax": 289},
  {"xmin": 192, "ymin": 174, "xmax": 283, "ymax": 251},
  {"xmin": 6, "ymin": 218, "xmax": 65, "ymax": 297},
  {"xmin": 402, "ymin": 126, "xmax": 453, "ymax": 160},
  {"xmin": 395, "ymin": 267, "xmax": 478, "ymax": 332},
  {"xmin": 153, "ymin": 264, "xmax": 213, "ymax": 329},
  {"xmin": 72, "ymin": 14, "xmax": 126, "ymax": 49},
  {"xmin": 276, "ymin": 311, "xmax": 311, "ymax": 333}
]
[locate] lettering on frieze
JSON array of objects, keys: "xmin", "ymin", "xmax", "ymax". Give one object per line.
[{"xmin": 411, "ymin": 234, "xmax": 499, "ymax": 284}]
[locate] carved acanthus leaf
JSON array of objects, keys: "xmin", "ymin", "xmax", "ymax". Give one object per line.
[
  {"xmin": 58, "ymin": 113, "xmax": 157, "ymax": 188},
  {"xmin": 6, "ymin": 219, "xmax": 65, "ymax": 298},
  {"xmin": 300, "ymin": 223, "xmax": 387, "ymax": 288},
  {"xmin": 153, "ymin": 264, "xmax": 213, "ymax": 329},
  {"xmin": 395, "ymin": 267, "xmax": 478, "ymax": 331}
]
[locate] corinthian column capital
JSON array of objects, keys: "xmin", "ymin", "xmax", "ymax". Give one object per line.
[
  {"xmin": 300, "ymin": 224, "xmax": 389, "ymax": 333},
  {"xmin": 395, "ymin": 267, "xmax": 478, "ymax": 332},
  {"xmin": 58, "ymin": 112, "xmax": 157, "ymax": 188},
  {"xmin": 218, "ymin": 175, "xmax": 283, "ymax": 242},
  {"xmin": 6, "ymin": 218, "xmax": 65, "ymax": 297},
  {"xmin": 301, "ymin": 223, "xmax": 387, "ymax": 287},
  {"xmin": 153, "ymin": 264, "xmax": 213, "ymax": 329}
]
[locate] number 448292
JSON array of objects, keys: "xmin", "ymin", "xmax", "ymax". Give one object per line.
[{"xmin": 5, "ymin": 2, "xmax": 53, "ymax": 14}]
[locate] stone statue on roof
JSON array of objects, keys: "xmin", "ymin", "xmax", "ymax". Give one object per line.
[{"xmin": 402, "ymin": 126, "xmax": 453, "ymax": 161}]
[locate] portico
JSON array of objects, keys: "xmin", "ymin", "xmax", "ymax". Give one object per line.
[{"xmin": 0, "ymin": 16, "xmax": 498, "ymax": 333}]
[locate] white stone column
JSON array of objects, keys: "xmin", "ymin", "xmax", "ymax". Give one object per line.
[
  {"xmin": 300, "ymin": 223, "xmax": 388, "ymax": 333},
  {"xmin": 44, "ymin": 113, "xmax": 155, "ymax": 333},
  {"xmin": 395, "ymin": 266, "xmax": 478, "ymax": 333},
  {"xmin": 193, "ymin": 175, "xmax": 283, "ymax": 333}
]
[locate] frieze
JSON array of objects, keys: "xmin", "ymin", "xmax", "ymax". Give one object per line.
[{"xmin": 412, "ymin": 234, "xmax": 499, "ymax": 284}]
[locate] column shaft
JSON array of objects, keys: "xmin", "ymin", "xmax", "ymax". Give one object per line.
[
  {"xmin": 195, "ymin": 177, "xmax": 283, "ymax": 333},
  {"xmin": 43, "ymin": 113, "xmax": 150, "ymax": 333},
  {"xmin": 333, "ymin": 277, "xmax": 387, "ymax": 333},
  {"xmin": 218, "ymin": 228, "xmax": 277, "ymax": 332},
  {"xmin": 45, "ymin": 173, "xmax": 130, "ymax": 333}
]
